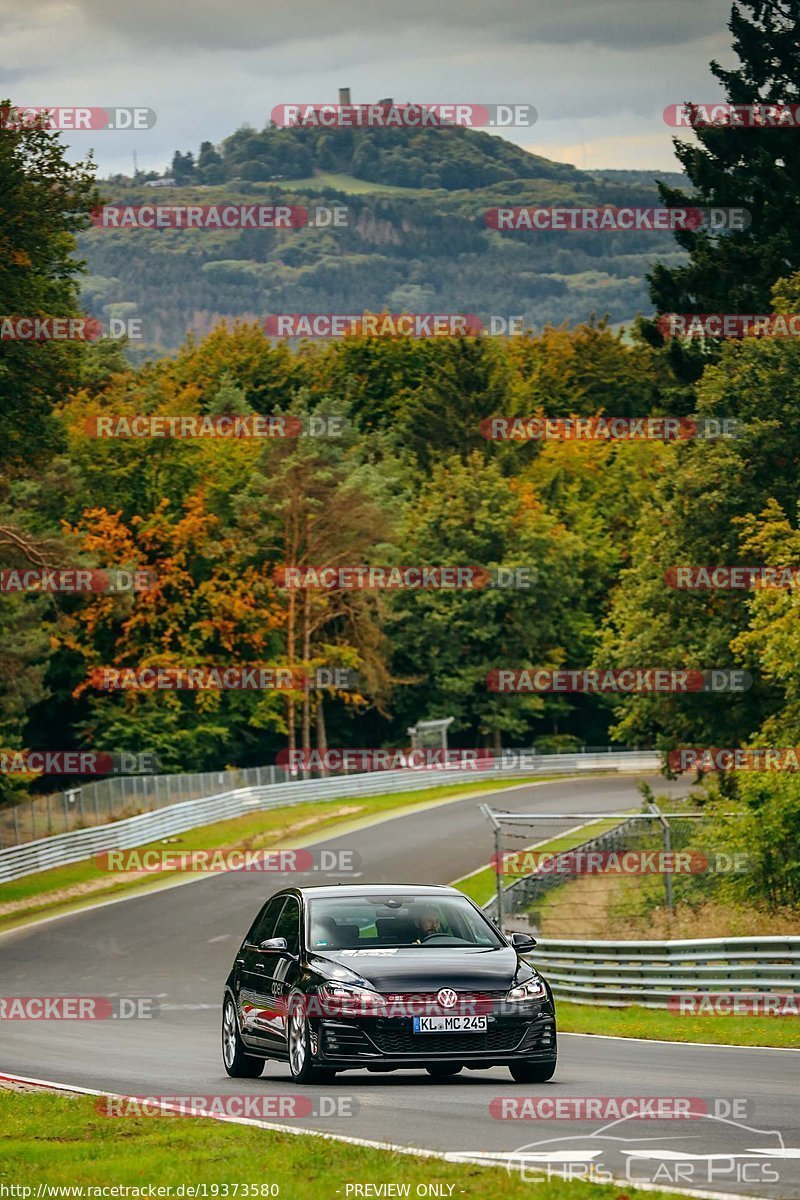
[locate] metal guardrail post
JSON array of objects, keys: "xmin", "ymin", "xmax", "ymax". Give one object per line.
[
  {"xmin": 494, "ymin": 824, "xmax": 504, "ymax": 932},
  {"xmin": 648, "ymin": 800, "xmax": 674, "ymax": 918},
  {"xmin": 480, "ymin": 803, "xmax": 505, "ymax": 932}
]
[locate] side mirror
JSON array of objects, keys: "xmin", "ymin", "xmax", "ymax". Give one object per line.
[
  {"xmin": 511, "ymin": 931, "xmax": 537, "ymax": 950},
  {"xmin": 258, "ymin": 937, "xmax": 289, "ymax": 953}
]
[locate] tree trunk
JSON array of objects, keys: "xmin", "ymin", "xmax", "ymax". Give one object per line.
[
  {"xmin": 301, "ymin": 587, "xmax": 312, "ymax": 776},
  {"xmin": 316, "ymin": 697, "xmax": 328, "ymax": 778},
  {"xmin": 286, "ymin": 587, "xmax": 296, "ymax": 764}
]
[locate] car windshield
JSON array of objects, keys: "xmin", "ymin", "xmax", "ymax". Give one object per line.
[{"xmin": 306, "ymin": 894, "xmax": 504, "ymax": 950}]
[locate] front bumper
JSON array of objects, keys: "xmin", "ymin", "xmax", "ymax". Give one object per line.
[{"xmin": 313, "ymin": 1002, "xmax": 556, "ymax": 1067}]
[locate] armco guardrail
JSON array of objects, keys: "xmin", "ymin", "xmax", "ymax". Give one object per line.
[
  {"xmin": 0, "ymin": 746, "xmax": 657, "ymax": 848},
  {"xmin": 0, "ymin": 763, "xmax": 293, "ymax": 848},
  {"xmin": 0, "ymin": 750, "xmax": 658, "ymax": 884},
  {"xmin": 523, "ymin": 936, "xmax": 800, "ymax": 1008}
]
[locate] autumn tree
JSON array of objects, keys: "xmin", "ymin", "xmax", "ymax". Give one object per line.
[
  {"xmin": 235, "ymin": 393, "xmax": 396, "ymax": 759},
  {"xmin": 60, "ymin": 494, "xmax": 286, "ymax": 768}
]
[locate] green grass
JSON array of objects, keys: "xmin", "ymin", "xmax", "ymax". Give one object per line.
[
  {"xmin": 0, "ymin": 1091, "xmax": 701, "ymax": 1200},
  {"xmin": 0, "ymin": 775, "xmax": 547, "ymax": 932},
  {"xmin": 557, "ymin": 1000, "xmax": 800, "ymax": 1048},
  {"xmin": 276, "ymin": 172, "xmax": 424, "ymax": 195},
  {"xmin": 452, "ymin": 816, "xmax": 626, "ymax": 907}
]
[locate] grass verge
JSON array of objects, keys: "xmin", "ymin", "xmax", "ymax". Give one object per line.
[
  {"xmin": 557, "ymin": 1000, "xmax": 800, "ymax": 1049},
  {"xmin": 0, "ymin": 1089, "xmax": 701, "ymax": 1200},
  {"xmin": 0, "ymin": 775, "xmax": 549, "ymax": 934}
]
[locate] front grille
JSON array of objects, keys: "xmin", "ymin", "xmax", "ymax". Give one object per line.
[{"xmin": 370, "ymin": 1024, "xmax": 527, "ymax": 1056}]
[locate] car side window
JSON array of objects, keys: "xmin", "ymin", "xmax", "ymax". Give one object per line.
[
  {"xmin": 248, "ymin": 896, "xmax": 286, "ymax": 947},
  {"xmin": 272, "ymin": 896, "xmax": 300, "ymax": 955}
]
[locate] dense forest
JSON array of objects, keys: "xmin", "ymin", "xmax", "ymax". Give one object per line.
[{"xmin": 2, "ymin": 0, "xmax": 800, "ymax": 911}]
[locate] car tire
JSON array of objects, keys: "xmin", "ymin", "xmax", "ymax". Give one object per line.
[
  {"xmin": 508, "ymin": 1058, "xmax": 557, "ymax": 1083},
  {"xmin": 222, "ymin": 996, "xmax": 265, "ymax": 1078},
  {"xmin": 287, "ymin": 994, "xmax": 335, "ymax": 1084},
  {"xmin": 425, "ymin": 1063, "xmax": 463, "ymax": 1078}
]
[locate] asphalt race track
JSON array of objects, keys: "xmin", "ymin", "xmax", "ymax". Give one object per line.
[{"xmin": 1, "ymin": 774, "xmax": 798, "ymax": 1199}]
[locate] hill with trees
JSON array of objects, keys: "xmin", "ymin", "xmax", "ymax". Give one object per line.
[{"xmin": 81, "ymin": 124, "xmax": 688, "ymax": 358}]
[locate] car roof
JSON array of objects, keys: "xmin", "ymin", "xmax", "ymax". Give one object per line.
[{"xmin": 278, "ymin": 884, "xmax": 461, "ymax": 898}]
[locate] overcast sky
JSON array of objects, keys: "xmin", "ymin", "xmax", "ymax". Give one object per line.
[{"xmin": 3, "ymin": 0, "xmax": 734, "ymax": 176}]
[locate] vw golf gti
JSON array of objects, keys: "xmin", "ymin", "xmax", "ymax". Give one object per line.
[{"xmin": 222, "ymin": 883, "xmax": 557, "ymax": 1082}]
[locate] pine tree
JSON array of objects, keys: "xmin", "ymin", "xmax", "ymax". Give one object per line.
[{"xmin": 648, "ymin": 1, "xmax": 800, "ymax": 323}]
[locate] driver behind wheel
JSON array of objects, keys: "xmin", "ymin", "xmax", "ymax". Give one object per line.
[{"xmin": 413, "ymin": 906, "xmax": 441, "ymax": 942}]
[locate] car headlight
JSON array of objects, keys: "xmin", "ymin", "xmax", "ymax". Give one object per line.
[
  {"xmin": 507, "ymin": 976, "xmax": 547, "ymax": 1002},
  {"xmin": 319, "ymin": 982, "xmax": 384, "ymax": 1013}
]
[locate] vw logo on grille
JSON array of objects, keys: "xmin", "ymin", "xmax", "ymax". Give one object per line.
[{"xmin": 437, "ymin": 988, "xmax": 458, "ymax": 1008}]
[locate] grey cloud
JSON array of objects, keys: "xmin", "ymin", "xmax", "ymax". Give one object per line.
[
  {"xmin": 0, "ymin": 67, "xmax": 32, "ymax": 84},
  {"xmin": 74, "ymin": 0, "xmax": 732, "ymax": 53}
]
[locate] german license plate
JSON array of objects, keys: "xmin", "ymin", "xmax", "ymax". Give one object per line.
[{"xmin": 412, "ymin": 1015, "xmax": 488, "ymax": 1033}]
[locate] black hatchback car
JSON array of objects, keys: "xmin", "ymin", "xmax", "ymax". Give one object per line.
[{"xmin": 222, "ymin": 883, "xmax": 556, "ymax": 1083}]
